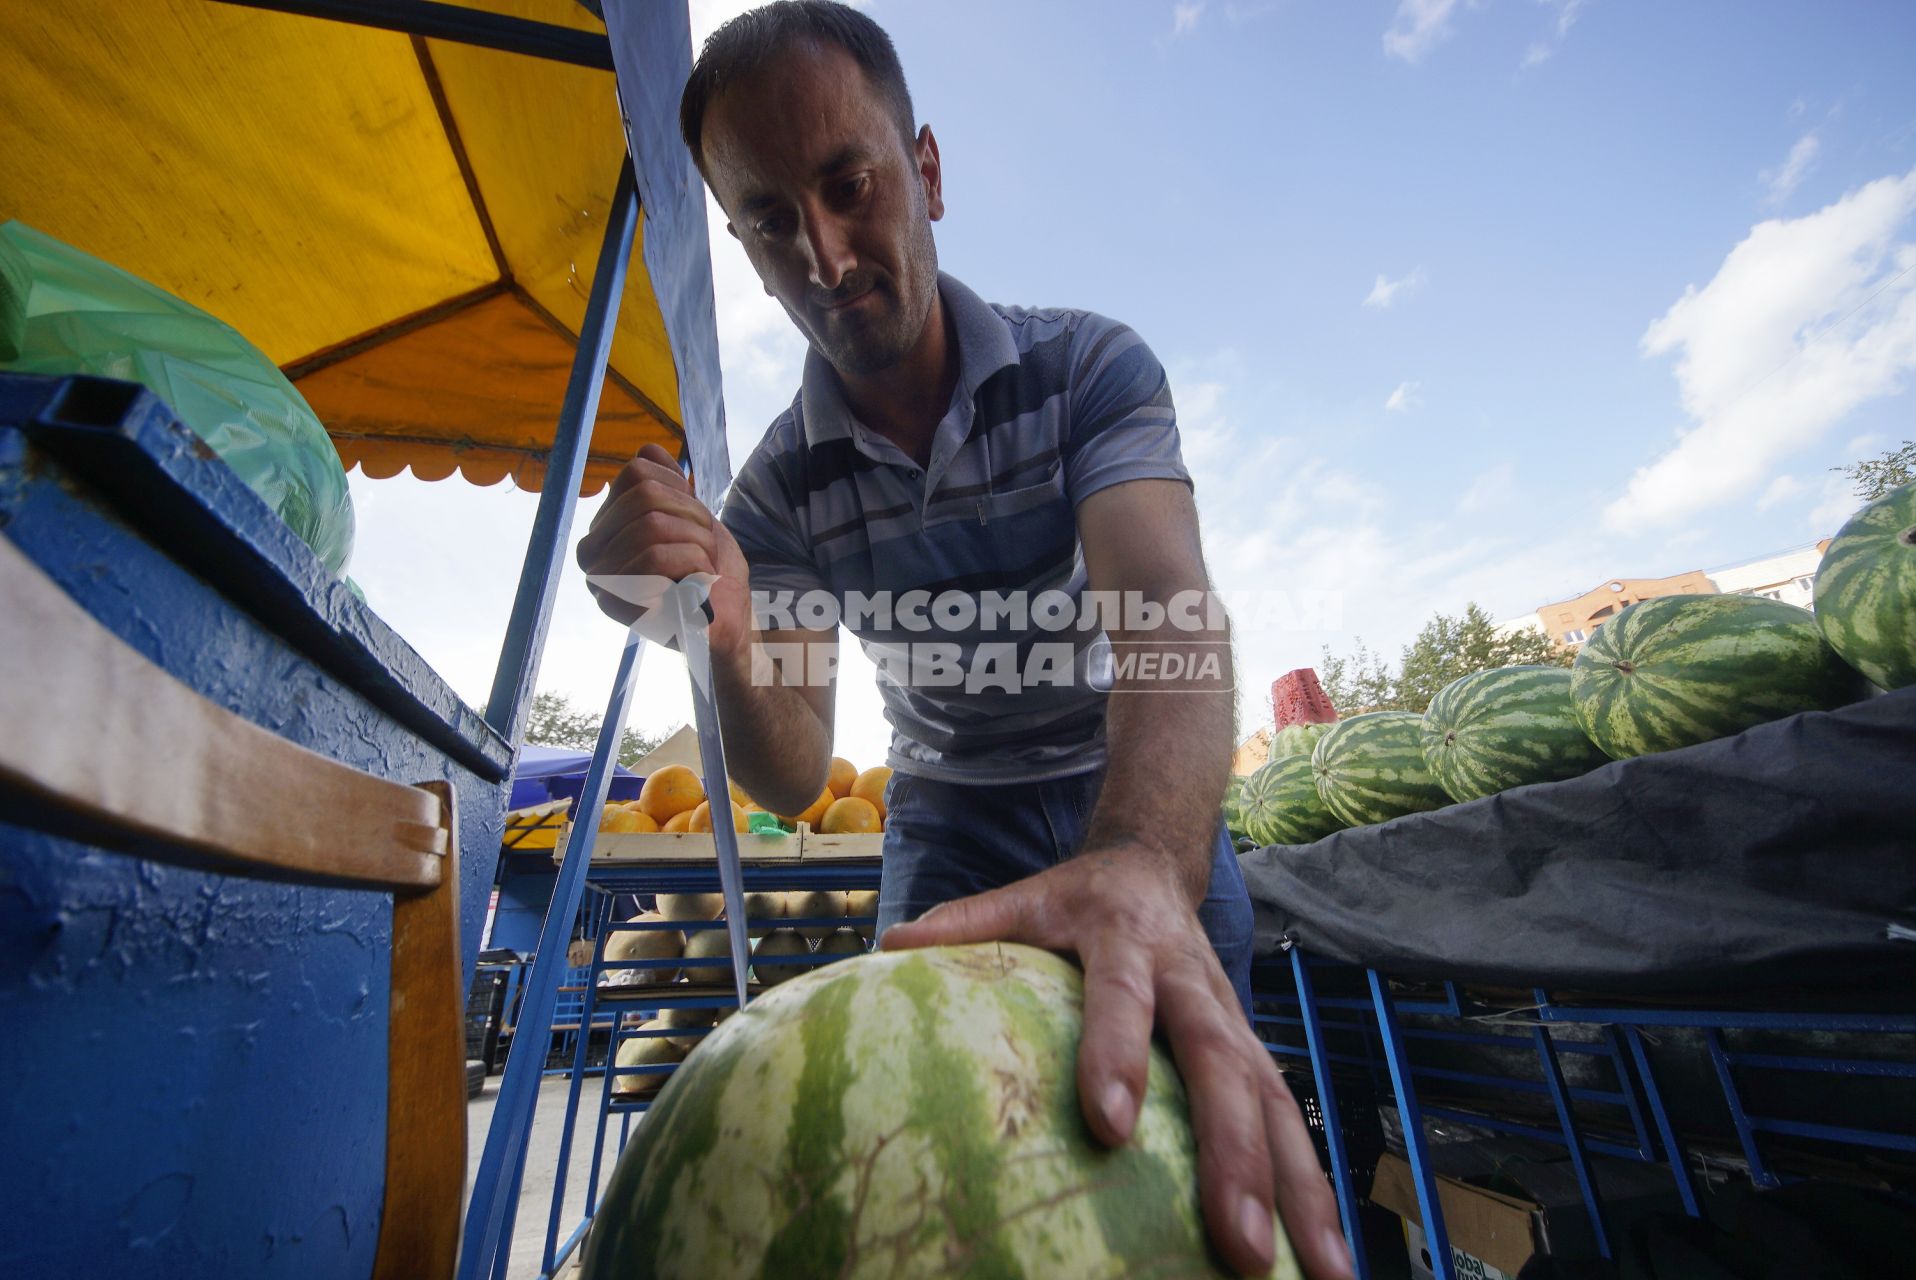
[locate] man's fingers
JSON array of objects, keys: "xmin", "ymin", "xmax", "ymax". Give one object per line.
[
  {"xmin": 603, "ymin": 442, "xmax": 685, "ymax": 506},
  {"xmin": 1158, "ymin": 964, "xmax": 1279, "ymax": 1277},
  {"xmin": 1073, "ymin": 940, "xmax": 1156, "ymax": 1147},
  {"xmin": 878, "ymin": 882, "xmax": 1036, "ymax": 952}
]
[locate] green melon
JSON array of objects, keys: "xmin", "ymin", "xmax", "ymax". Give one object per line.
[
  {"xmin": 1421, "ymin": 666, "xmax": 1608, "ymax": 802},
  {"xmin": 581, "ymin": 943, "xmax": 1298, "ymax": 1279},
  {"xmin": 1310, "ymin": 711, "xmax": 1451, "ymax": 827},
  {"xmin": 1241, "ymin": 754, "xmax": 1346, "ymax": 845},
  {"xmin": 1271, "ymin": 721, "xmax": 1333, "ymax": 760},
  {"xmin": 1570, "ymin": 593, "xmax": 1865, "ymax": 759},
  {"xmin": 1814, "ymin": 480, "xmax": 1916, "ymax": 691}
]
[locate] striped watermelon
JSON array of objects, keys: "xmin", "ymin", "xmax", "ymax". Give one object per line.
[
  {"xmin": 581, "ymin": 943, "xmax": 1298, "ymax": 1279},
  {"xmin": 1421, "ymin": 666, "xmax": 1607, "ymax": 802},
  {"xmin": 1241, "ymin": 755, "xmax": 1346, "ymax": 845},
  {"xmin": 1814, "ymin": 480, "xmax": 1916, "ymax": 691},
  {"xmin": 1271, "ymin": 721, "xmax": 1332, "ymax": 760},
  {"xmin": 1310, "ymin": 711, "xmax": 1451, "ymax": 827},
  {"xmin": 1570, "ymin": 594, "xmax": 1865, "ymax": 759}
]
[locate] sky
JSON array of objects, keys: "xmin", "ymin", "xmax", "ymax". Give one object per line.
[{"xmin": 346, "ymin": 0, "xmax": 1916, "ymax": 770}]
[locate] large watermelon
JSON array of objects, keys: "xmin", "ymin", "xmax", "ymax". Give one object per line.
[
  {"xmin": 1570, "ymin": 594, "xmax": 1865, "ymax": 759},
  {"xmin": 1242, "ymin": 755, "xmax": 1346, "ymax": 845},
  {"xmin": 1310, "ymin": 711, "xmax": 1451, "ymax": 827},
  {"xmin": 1421, "ymin": 666, "xmax": 1607, "ymax": 802},
  {"xmin": 1271, "ymin": 721, "xmax": 1332, "ymax": 760},
  {"xmin": 581, "ymin": 943, "xmax": 1299, "ymax": 1279},
  {"xmin": 1814, "ymin": 480, "xmax": 1916, "ymax": 691}
]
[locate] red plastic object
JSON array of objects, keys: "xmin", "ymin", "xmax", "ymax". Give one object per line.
[{"xmin": 1271, "ymin": 668, "xmax": 1338, "ymax": 729}]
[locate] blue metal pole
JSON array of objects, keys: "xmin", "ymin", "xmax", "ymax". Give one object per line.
[
  {"xmin": 1290, "ymin": 950, "xmax": 1371, "ymax": 1280},
  {"xmin": 484, "ymin": 158, "xmax": 641, "ymax": 744},
  {"xmin": 1620, "ymin": 1026, "xmax": 1700, "ymax": 1217},
  {"xmin": 461, "ymin": 635, "xmax": 647, "ymax": 1280},
  {"xmin": 1705, "ymin": 1028, "xmax": 1779, "ymax": 1188},
  {"xmin": 1531, "ymin": 1025, "xmax": 1611, "ymax": 1259},
  {"xmin": 1367, "ymin": 970, "xmax": 1456, "ymax": 1280}
]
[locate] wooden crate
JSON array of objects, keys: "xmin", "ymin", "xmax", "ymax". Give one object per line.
[
  {"xmin": 796, "ymin": 823, "xmax": 884, "ymax": 861},
  {"xmin": 555, "ymin": 822, "xmax": 802, "ymax": 864}
]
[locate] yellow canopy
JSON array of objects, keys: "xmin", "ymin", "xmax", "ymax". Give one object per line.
[{"xmin": 2, "ymin": 0, "xmax": 686, "ymax": 495}]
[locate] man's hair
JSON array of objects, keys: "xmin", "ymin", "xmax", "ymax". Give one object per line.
[{"xmin": 680, "ymin": 1, "xmax": 917, "ymax": 179}]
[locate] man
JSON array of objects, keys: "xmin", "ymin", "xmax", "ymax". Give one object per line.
[{"xmin": 578, "ymin": 4, "xmax": 1349, "ymax": 1276}]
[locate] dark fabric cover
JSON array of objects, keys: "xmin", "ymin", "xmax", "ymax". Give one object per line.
[{"xmin": 1240, "ymin": 686, "xmax": 1916, "ymax": 993}]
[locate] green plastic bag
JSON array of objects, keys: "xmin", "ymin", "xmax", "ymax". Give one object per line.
[{"xmin": 0, "ymin": 221, "xmax": 354, "ymax": 575}]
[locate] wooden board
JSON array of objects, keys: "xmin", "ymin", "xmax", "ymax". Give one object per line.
[{"xmin": 796, "ymin": 823, "xmax": 884, "ymax": 861}]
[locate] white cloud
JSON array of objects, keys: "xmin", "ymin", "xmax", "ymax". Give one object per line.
[
  {"xmin": 1458, "ymin": 461, "xmax": 1516, "ymax": 514},
  {"xmin": 1521, "ymin": 0, "xmax": 1588, "ymax": 67},
  {"xmin": 1808, "ymin": 474, "xmax": 1865, "ymax": 535},
  {"xmin": 1363, "ymin": 266, "xmax": 1427, "ymax": 309},
  {"xmin": 1383, "ymin": 0, "xmax": 1461, "ymax": 63},
  {"xmin": 1172, "ymin": 1, "xmax": 1205, "ymax": 36},
  {"xmin": 1755, "ymin": 474, "xmax": 1804, "ymax": 510},
  {"xmin": 1603, "ymin": 165, "xmax": 1916, "ymax": 532},
  {"xmin": 1762, "ymin": 132, "xmax": 1820, "ymax": 206},
  {"xmin": 1385, "ymin": 381, "xmax": 1422, "ymax": 412}
]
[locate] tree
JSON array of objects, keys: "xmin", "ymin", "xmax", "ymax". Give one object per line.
[
  {"xmin": 1834, "ymin": 440, "xmax": 1915, "ymax": 502},
  {"xmin": 522, "ymin": 690, "xmax": 666, "ymax": 768},
  {"xmin": 1318, "ymin": 602, "xmax": 1572, "ymax": 715}
]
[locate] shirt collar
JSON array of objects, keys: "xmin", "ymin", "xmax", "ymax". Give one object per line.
[{"xmin": 799, "ymin": 271, "xmax": 1021, "ymax": 450}]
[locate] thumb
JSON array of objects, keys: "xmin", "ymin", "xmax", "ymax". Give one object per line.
[{"xmin": 880, "ymin": 882, "xmax": 1036, "ymax": 952}]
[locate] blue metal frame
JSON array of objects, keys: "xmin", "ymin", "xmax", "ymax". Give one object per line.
[
  {"xmin": 1367, "ymin": 969, "xmax": 1457, "ymax": 1280},
  {"xmin": 461, "ymin": 635, "xmax": 647, "ymax": 1280},
  {"xmin": 1261, "ymin": 951, "xmax": 1915, "ymax": 1277},
  {"xmin": 536, "ymin": 863, "xmax": 884, "ymax": 1277},
  {"xmin": 485, "ymin": 158, "xmax": 641, "ymax": 744},
  {"xmin": 1288, "ymin": 949, "xmax": 1372, "ymax": 1280}
]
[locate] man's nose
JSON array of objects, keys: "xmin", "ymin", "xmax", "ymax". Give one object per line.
[{"xmin": 801, "ymin": 213, "xmax": 856, "ymax": 293}]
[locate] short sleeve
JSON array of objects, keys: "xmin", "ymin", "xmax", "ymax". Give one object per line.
[
  {"xmin": 1061, "ymin": 315, "xmax": 1192, "ymax": 504},
  {"xmin": 720, "ymin": 452, "xmax": 830, "ymax": 630}
]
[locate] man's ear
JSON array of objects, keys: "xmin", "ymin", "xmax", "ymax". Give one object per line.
[
  {"xmin": 917, "ymin": 125, "xmax": 945, "ymax": 222},
  {"xmin": 725, "ymin": 221, "xmax": 740, "ymax": 241}
]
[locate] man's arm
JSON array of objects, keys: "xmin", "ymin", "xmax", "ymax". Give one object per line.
[{"xmin": 576, "ymin": 444, "xmax": 835, "ymax": 814}]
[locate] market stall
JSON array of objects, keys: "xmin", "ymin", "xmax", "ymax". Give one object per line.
[{"xmin": 0, "ymin": 2, "xmax": 723, "ymax": 1276}]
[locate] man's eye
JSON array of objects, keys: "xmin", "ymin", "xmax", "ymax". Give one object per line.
[
  {"xmin": 838, "ymin": 175, "xmax": 870, "ymax": 202},
  {"xmin": 755, "ymin": 215, "xmax": 793, "ymax": 238}
]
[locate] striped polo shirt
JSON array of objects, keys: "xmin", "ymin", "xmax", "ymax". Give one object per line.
[{"xmin": 719, "ymin": 272, "xmax": 1190, "ymax": 784}]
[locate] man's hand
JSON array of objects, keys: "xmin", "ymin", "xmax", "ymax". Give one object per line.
[
  {"xmin": 882, "ymin": 848, "xmax": 1354, "ymax": 1280},
  {"xmin": 576, "ymin": 443, "xmax": 754, "ymax": 660}
]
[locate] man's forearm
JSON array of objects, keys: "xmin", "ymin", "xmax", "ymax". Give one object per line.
[
  {"xmin": 709, "ymin": 630, "xmax": 833, "ymax": 815},
  {"xmin": 1081, "ymin": 619, "xmax": 1236, "ymax": 907}
]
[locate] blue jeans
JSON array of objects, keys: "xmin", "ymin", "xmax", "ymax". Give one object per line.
[{"xmin": 874, "ymin": 768, "xmax": 1255, "ymax": 1018}]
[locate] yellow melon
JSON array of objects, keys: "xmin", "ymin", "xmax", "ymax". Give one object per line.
[
  {"xmin": 637, "ymin": 765, "xmax": 704, "ymax": 824},
  {"xmin": 819, "ymin": 796, "xmax": 881, "ymax": 835},
  {"xmin": 599, "ymin": 804, "xmax": 643, "ymax": 833},
  {"xmin": 780, "ymin": 786, "xmax": 834, "ymax": 829},
  {"xmin": 688, "ymin": 799, "xmax": 749, "ymax": 834},
  {"xmin": 848, "ymin": 767, "xmax": 893, "ymax": 823},
  {"xmin": 825, "ymin": 756, "xmax": 859, "ymax": 798},
  {"xmin": 661, "ymin": 809, "xmax": 694, "ymax": 834}
]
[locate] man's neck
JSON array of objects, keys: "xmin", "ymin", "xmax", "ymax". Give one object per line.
[{"xmin": 836, "ymin": 291, "xmax": 960, "ymax": 468}]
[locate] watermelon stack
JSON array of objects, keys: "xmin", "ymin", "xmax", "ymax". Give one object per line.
[
  {"xmin": 582, "ymin": 943, "xmax": 1300, "ymax": 1279},
  {"xmin": 1239, "ymin": 755, "xmax": 1346, "ymax": 846},
  {"xmin": 1271, "ymin": 721, "xmax": 1332, "ymax": 761},
  {"xmin": 1813, "ymin": 479, "xmax": 1916, "ymax": 691},
  {"xmin": 1421, "ymin": 666, "xmax": 1607, "ymax": 802},
  {"xmin": 1570, "ymin": 594, "xmax": 1864, "ymax": 759},
  {"xmin": 1311, "ymin": 712, "xmax": 1451, "ymax": 827}
]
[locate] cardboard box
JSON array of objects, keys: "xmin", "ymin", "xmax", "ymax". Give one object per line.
[
  {"xmin": 1401, "ymin": 1218, "xmax": 1515, "ymax": 1280},
  {"xmin": 1371, "ymin": 1140, "xmax": 1684, "ymax": 1274},
  {"xmin": 1371, "ymin": 1151, "xmax": 1539, "ymax": 1276}
]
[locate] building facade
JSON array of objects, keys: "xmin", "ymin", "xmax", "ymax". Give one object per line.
[{"xmin": 1524, "ymin": 541, "xmax": 1831, "ymax": 647}]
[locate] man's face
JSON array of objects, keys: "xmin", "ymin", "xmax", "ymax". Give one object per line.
[{"xmin": 702, "ymin": 41, "xmax": 943, "ymax": 378}]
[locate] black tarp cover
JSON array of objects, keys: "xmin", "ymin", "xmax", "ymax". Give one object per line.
[{"xmin": 1240, "ymin": 686, "xmax": 1916, "ymax": 994}]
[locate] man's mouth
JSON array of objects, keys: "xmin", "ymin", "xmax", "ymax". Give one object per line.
[{"xmin": 819, "ymin": 284, "xmax": 878, "ymax": 312}]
